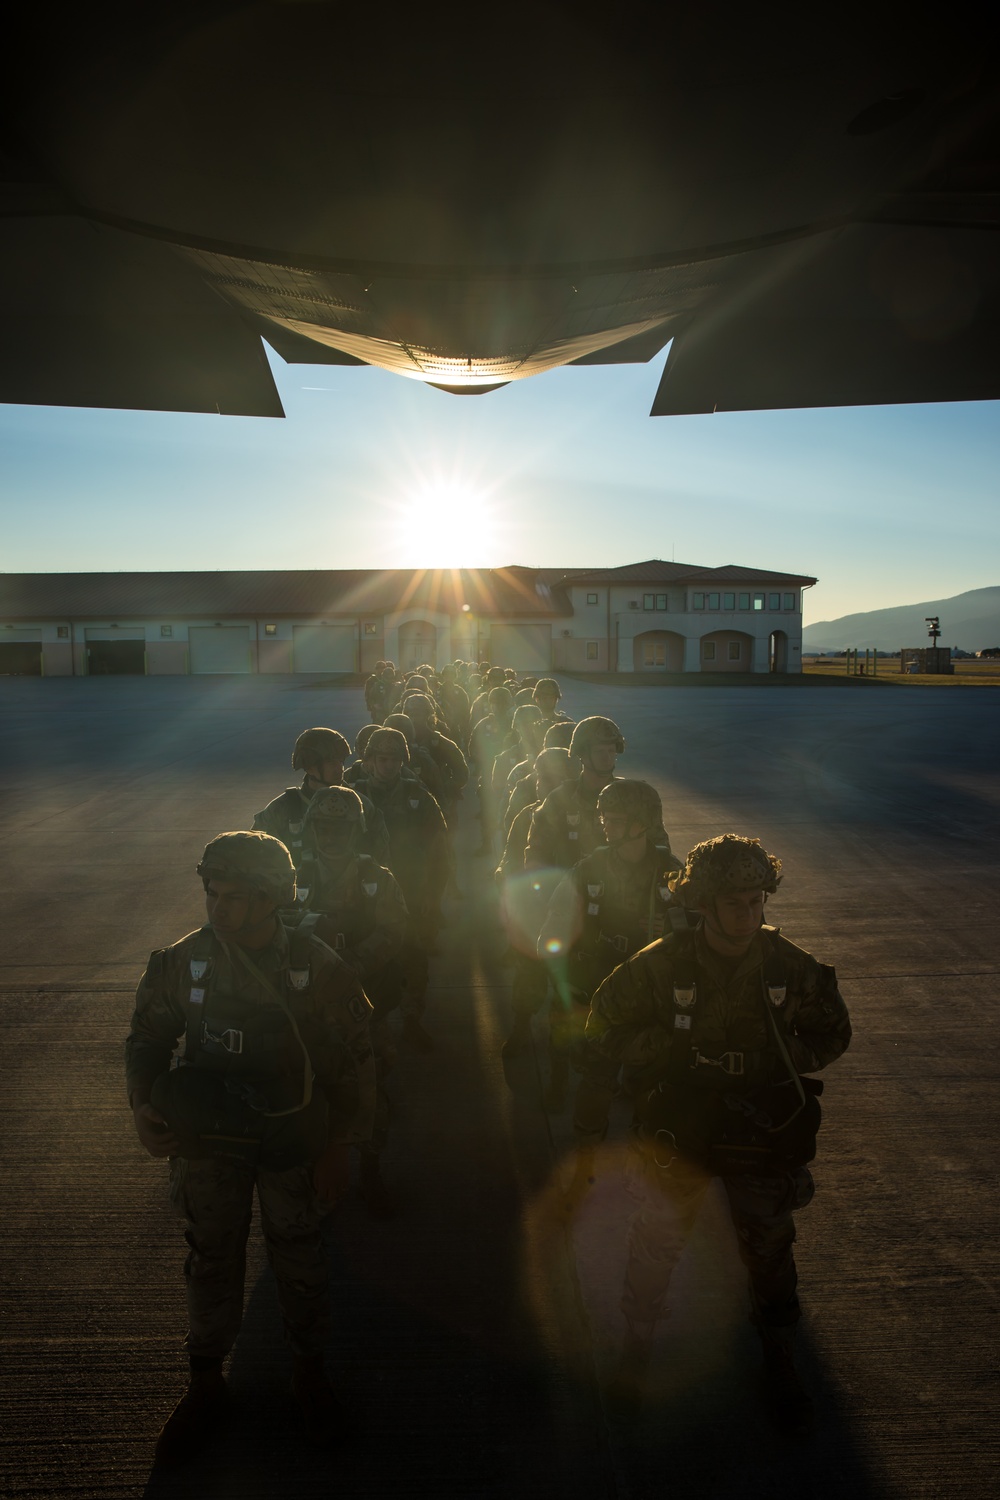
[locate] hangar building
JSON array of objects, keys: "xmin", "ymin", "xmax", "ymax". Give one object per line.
[{"xmin": 0, "ymin": 561, "xmax": 814, "ymax": 677}]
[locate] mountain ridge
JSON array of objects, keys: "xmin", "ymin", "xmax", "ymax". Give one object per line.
[{"xmin": 803, "ymin": 586, "xmax": 1000, "ymax": 652}]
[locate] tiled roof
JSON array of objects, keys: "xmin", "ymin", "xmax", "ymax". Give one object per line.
[
  {"xmin": 0, "ymin": 569, "xmax": 573, "ymax": 620},
  {"xmin": 549, "ymin": 559, "xmax": 816, "ymax": 587}
]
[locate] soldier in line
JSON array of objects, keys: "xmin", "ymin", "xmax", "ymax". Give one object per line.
[
  {"xmin": 402, "ymin": 691, "xmax": 470, "ymax": 822},
  {"xmin": 495, "ymin": 747, "xmax": 577, "ymax": 1066},
  {"xmin": 503, "ymin": 719, "xmax": 577, "ymax": 837},
  {"xmin": 126, "ymin": 833, "xmax": 376, "ymax": 1465},
  {"xmin": 469, "ymin": 686, "xmax": 515, "ymax": 855},
  {"xmin": 571, "ymin": 835, "xmax": 852, "ymax": 1426},
  {"xmin": 292, "ymin": 787, "xmax": 408, "ymax": 1216},
  {"xmin": 537, "ymin": 781, "xmax": 682, "ymax": 1110},
  {"xmin": 253, "ymin": 727, "xmax": 389, "ymax": 867},
  {"xmin": 353, "ymin": 727, "xmax": 450, "ymax": 1051},
  {"xmin": 525, "ymin": 716, "xmax": 626, "ymax": 872}
]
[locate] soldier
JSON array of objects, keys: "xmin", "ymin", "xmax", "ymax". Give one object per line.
[
  {"xmin": 126, "ymin": 832, "xmax": 376, "ymax": 1464},
  {"xmin": 525, "ymin": 716, "xmax": 626, "ymax": 871},
  {"xmin": 437, "ymin": 664, "xmax": 471, "ymax": 747},
  {"xmin": 572, "ymin": 835, "xmax": 852, "ymax": 1426},
  {"xmin": 536, "ymin": 780, "xmax": 682, "ymax": 1109},
  {"xmin": 353, "ymin": 727, "xmax": 450, "ymax": 1050},
  {"xmin": 532, "ymin": 677, "xmax": 572, "ymax": 733},
  {"xmin": 253, "ymin": 727, "xmax": 389, "ymax": 867},
  {"xmin": 294, "ymin": 787, "xmax": 408, "ymax": 1217},
  {"xmin": 469, "ymin": 686, "xmax": 515, "ymax": 855},
  {"xmin": 363, "ymin": 660, "xmax": 387, "ymax": 719},
  {"xmin": 402, "ymin": 691, "xmax": 470, "ymax": 821},
  {"xmin": 496, "ymin": 747, "xmax": 577, "ymax": 1067}
]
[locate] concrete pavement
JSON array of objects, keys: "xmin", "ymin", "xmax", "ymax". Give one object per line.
[{"xmin": 1, "ymin": 675, "xmax": 997, "ymax": 1498}]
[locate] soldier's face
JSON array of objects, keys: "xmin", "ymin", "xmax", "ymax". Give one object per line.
[
  {"xmin": 315, "ymin": 820, "xmax": 356, "ymax": 858},
  {"xmin": 701, "ymin": 888, "xmax": 765, "ymax": 951},
  {"xmin": 600, "ymin": 813, "xmax": 646, "ymax": 846},
  {"xmin": 205, "ymin": 879, "xmax": 275, "ymax": 940},
  {"xmin": 371, "ymin": 752, "xmax": 403, "ymax": 783},
  {"xmin": 589, "ymin": 742, "xmax": 618, "ymax": 774},
  {"xmin": 319, "ymin": 756, "xmax": 345, "ymax": 785},
  {"xmin": 534, "ymin": 691, "xmax": 558, "ymax": 715}
]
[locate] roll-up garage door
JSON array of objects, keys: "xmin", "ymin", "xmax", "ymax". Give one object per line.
[
  {"xmin": 189, "ymin": 626, "xmax": 252, "ymax": 674},
  {"xmin": 489, "ymin": 623, "xmax": 552, "ymax": 672},
  {"xmin": 85, "ymin": 628, "xmax": 146, "ymax": 675},
  {"xmin": 292, "ymin": 624, "xmax": 356, "ymax": 673},
  {"xmin": 0, "ymin": 632, "xmax": 42, "ymax": 675}
]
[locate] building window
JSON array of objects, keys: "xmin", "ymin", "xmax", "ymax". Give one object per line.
[
  {"xmin": 57, "ymin": 625, "xmax": 69, "ymax": 639},
  {"xmin": 364, "ymin": 622, "xmax": 378, "ymax": 636},
  {"xmin": 643, "ymin": 593, "xmax": 655, "ymax": 610},
  {"xmin": 769, "ymin": 593, "xmax": 781, "ymax": 611},
  {"xmin": 739, "ymin": 592, "xmax": 750, "ymax": 610},
  {"xmin": 264, "ymin": 623, "xmax": 277, "ymax": 636},
  {"xmin": 753, "ymin": 593, "xmax": 765, "ymax": 611},
  {"xmin": 708, "ymin": 592, "xmax": 720, "ymax": 610},
  {"xmin": 656, "ymin": 593, "xmax": 667, "ymax": 611},
  {"xmin": 723, "ymin": 592, "xmax": 735, "ymax": 610},
  {"xmin": 160, "ymin": 625, "xmax": 172, "ymax": 638},
  {"xmin": 783, "ymin": 592, "xmax": 797, "ymax": 611},
  {"xmin": 728, "ymin": 641, "xmax": 741, "ymax": 661},
  {"xmin": 586, "ymin": 641, "xmax": 599, "ymax": 660},
  {"xmin": 703, "ymin": 641, "xmax": 717, "ymax": 661},
  {"xmin": 587, "ymin": 592, "xmax": 598, "ymax": 605},
  {"xmin": 643, "ymin": 641, "xmax": 666, "ymax": 667}
]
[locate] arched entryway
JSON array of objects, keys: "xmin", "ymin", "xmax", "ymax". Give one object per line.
[
  {"xmin": 769, "ymin": 630, "xmax": 789, "ymax": 673},
  {"xmin": 398, "ymin": 620, "xmax": 438, "ymax": 672},
  {"xmin": 633, "ymin": 630, "xmax": 685, "ymax": 672},
  {"xmin": 700, "ymin": 630, "xmax": 753, "ymax": 674}
]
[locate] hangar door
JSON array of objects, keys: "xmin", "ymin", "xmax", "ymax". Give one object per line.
[
  {"xmin": 189, "ymin": 626, "xmax": 251, "ymax": 674},
  {"xmin": 292, "ymin": 624, "xmax": 356, "ymax": 673},
  {"xmin": 489, "ymin": 623, "xmax": 552, "ymax": 672},
  {"xmin": 85, "ymin": 628, "xmax": 145, "ymax": 674},
  {"xmin": 0, "ymin": 632, "xmax": 42, "ymax": 675}
]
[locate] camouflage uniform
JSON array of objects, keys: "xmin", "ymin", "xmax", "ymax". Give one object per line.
[
  {"xmin": 293, "ymin": 849, "xmax": 408, "ymax": 1157},
  {"xmin": 126, "ymin": 922, "xmax": 376, "ymax": 1360},
  {"xmin": 575, "ymin": 923, "xmax": 851, "ymax": 1333},
  {"xmin": 353, "ymin": 770, "xmax": 450, "ymax": 1021},
  {"xmin": 252, "ymin": 780, "xmax": 389, "ymax": 867},
  {"xmin": 525, "ymin": 774, "xmax": 613, "ymax": 870}
]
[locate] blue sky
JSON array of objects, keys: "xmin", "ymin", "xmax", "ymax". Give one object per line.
[{"xmin": 1, "ymin": 343, "xmax": 997, "ymax": 625}]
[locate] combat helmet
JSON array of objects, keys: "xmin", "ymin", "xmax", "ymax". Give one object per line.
[
  {"xmin": 364, "ymin": 727, "xmax": 410, "ymax": 764},
  {"xmin": 669, "ymin": 834, "xmax": 782, "ymax": 908},
  {"xmin": 197, "ymin": 831, "xmax": 296, "ymax": 906},
  {"xmin": 570, "ymin": 715, "xmax": 625, "ymax": 760},
  {"xmin": 384, "ymin": 713, "xmax": 415, "ymax": 744},
  {"xmin": 291, "ymin": 727, "xmax": 351, "ymax": 771},
  {"xmin": 304, "ymin": 786, "xmax": 367, "ymax": 831},
  {"xmin": 597, "ymin": 778, "xmax": 662, "ymax": 834},
  {"xmin": 355, "ymin": 723, "xmax": 379, "ymax": 757}
]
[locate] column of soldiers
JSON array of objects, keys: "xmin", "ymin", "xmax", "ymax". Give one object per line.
[{"xmin": 127, "ymin": 659, "xmax": 851, "ymax": 1467}]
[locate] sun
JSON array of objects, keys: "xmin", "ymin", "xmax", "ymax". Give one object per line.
[{"xmin": 394, "ymin": 479, "xmax": 500, "ymax": 567}]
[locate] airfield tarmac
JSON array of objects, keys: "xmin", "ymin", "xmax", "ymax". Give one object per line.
[{"xmin": 1, "ymin": 674, "xmax": 998, "ymax": 1500}]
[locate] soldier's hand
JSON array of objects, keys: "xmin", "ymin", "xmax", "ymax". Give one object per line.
[
  {"xmin": 132, "ymin": 1103, "xmax": 181, "ymax": 1157},
  {"xmin": 313, "ymin": 1143, "xmax": 351, "ymax": 1206}
]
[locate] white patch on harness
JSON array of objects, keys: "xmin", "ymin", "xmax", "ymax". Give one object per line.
[{"xmin": 189, "ymin": 987, "xmax": 205, "ymax": 1005}]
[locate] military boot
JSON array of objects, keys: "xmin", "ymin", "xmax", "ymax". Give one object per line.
[
  {"xmin": 359, "ymin": 1148, "xmax": 395, "ymax": 1218},
  {"xmin": 153, "ymin": 1360, "xmax": 229, "ymax": 1468},
  {"xmin": 604, "ymin": 1322, "xmax": 655, "ymax": 1421},
  {"xmin": 291, "ymin": 1353, "xmax": 345, "ymax": 1447}
]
